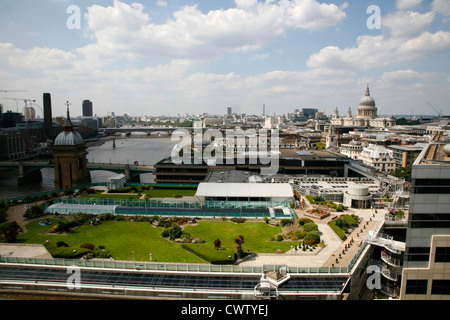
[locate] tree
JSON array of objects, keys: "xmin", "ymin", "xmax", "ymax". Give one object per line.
[
  {"xmin": 234, "ymin": 234, "xmax": 245, "ymax": 259},
  {"xmin": 304, "ymin": 231, "xmax": 320, "ymax": 245},
  {"xmin": 214, "ymin": 239, "xmax": 222, "ymax": 250},
  {"xmin": 168, "ymin": 225, "xmax": 182, "ymax": 240},
  {"xmin": 0, "ymin": 221, "xmax": 22, "ymax": 243}
]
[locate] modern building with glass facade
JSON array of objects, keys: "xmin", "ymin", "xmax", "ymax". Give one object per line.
[{"xmin": 399, "ymin": 132, "xmax": 450, "ymax": 299}]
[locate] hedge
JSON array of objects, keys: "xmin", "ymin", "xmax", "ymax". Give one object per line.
[
  {"xmin": 328, "ymin": 221, "xmax": 347, "ymax": 240},
  {"xmin": 181, "ymin": 244, "xmax": 233, "ymax": 265}
]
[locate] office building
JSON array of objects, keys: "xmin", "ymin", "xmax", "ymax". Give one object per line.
[
  {"xmin": 82, "ymin": 100, "xmax": 93, "ymax": 117},
  {"xmin": 399, "ymin": 132, "xmax": 450, "ymax": 299}
]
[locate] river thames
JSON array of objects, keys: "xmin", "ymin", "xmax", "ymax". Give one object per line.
[{"xmin": 0, "ymin": 136, "xmax": 177, "ymax": 199}]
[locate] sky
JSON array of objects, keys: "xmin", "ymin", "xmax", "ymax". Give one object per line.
[{"xmin": 0, "ymin": 0, "xmax": 450, "ymax": 118}]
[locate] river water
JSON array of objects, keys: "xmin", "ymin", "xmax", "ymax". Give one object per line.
[{"xmin": 0, "ymin": 136, "xmax": 176, "ymax": 199}]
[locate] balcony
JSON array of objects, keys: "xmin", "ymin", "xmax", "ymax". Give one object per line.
[
  {"xmin": 381, "ymin": 251, "xmax": 401, "ymax": 268},
  {"xmin": 380, "ymin": 265, "xmax": 399, "ymax": 282}
]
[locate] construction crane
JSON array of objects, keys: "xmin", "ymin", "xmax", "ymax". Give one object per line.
[
  {"xmin": 426, "ymin": 101, "xmax": 443, "ymax": 119},
  {"xmin": 0, "ymin": 97, "xmax": 42, "ymax": 116},
  {"xmin": 0, "ymin": 90, "xmax": 28, "ymax": 94}
]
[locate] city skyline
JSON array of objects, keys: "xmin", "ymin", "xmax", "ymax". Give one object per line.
[{"xmin": 1, "ymin": 0, "xmax": 450, "ymax": 118}]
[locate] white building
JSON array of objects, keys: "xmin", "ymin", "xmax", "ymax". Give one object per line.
[
  {"xmin": 340, "ymin": 140, "xmax": 364, "ymax": 159},
  {"xmin": 107, "ymin": 174, "xmax": 126, "ymax": 190},
  {"xmin": 195, "ymin": 182, "xmax": 293, "ymax": 203},
  {"xmin": 357, "ymin": 144, "xmax": 397, "ymax": 173}
]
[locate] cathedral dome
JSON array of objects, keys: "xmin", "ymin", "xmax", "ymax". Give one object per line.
[
  {"xmin": 357, "ymin": 84, "xmax": 377, "ymax": 119},
  {"xmin": 359, "ymin": 84, "xmax": 376, "ymax": 108}
]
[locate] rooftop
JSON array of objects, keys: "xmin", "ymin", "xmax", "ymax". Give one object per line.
[{"xmin": 415, "ymin": 131, "xmax": 450, "ymax": 165}]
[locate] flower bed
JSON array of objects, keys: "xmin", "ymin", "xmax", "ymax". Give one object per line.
[{"xmin": 304, "ymin": 207, "xmax": 330, "ymax": 220}]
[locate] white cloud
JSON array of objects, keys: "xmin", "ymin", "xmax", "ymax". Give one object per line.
[
  {"xmin": 396, "ymin": 0, "xmax": 422, "ymax": 10},
  {"xmin": 156, "ymin": 0, "xmax": 167, "ymax": 8},
  {"xmin": 432, "ymin": 0, "xmax": 450, "ymax": 16},
  {"xmin": 306, "ymin": 8, "xmax": 450, "ymax": 71},
  {"xmin": 0, "ymin": 42, "xmax": 76, "ymax": 71},
  {"xmin": 384, "ymin": 10, "xmax": 435, "ymax": 39},
  {"xmin": 81, "ymin": 0, "xmax": 346, "ymax": 60}
]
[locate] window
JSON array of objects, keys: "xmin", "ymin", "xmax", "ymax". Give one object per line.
[
  {"xmin": 405, "ymin": 279, "xmax": 428, "ymax": 295},
  {"xmin": 435, "ymin": 247, "xmax": 450, "ymax": 263},
  {"xmin": 431, "ymin": 280, "xmax": 450, "ymax": 295},
  {"xmin": 406, "ymin": 247, "xmax": 430, "ymax": 262},
  {"xmin": 413, "ymin": 179, "xmax": 450, "ymax": 194}
]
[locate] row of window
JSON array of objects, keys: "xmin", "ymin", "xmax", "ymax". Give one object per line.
[
  {"xmin": 405, "ymin": 279, "xmax": 450, "ymax": 295},
  {"xmin": 406, "ymin": 247, "xmax": 450, "ymax": 262},
  {"xmin": 413, "ymin": 178, "xmax": 450, "ymax": 194},
  {"xmin": 410, "ymin": 214, "xmax": 450, "ymax": 228}
]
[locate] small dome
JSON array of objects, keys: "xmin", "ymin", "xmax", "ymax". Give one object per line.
[
  {"xmin": 54, "ymin": 130, "xmax": 84, "ymax": 146},
  {"xmin": 54, "ymin": 102, "xmax": 85, "ymax": 146}
]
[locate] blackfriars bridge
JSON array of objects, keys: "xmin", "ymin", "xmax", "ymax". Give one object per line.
[{"xmin": 0, "ymin": 161, "xmax": 155, "ymax": 184}]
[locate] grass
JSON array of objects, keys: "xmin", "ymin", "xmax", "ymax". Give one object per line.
[
  {"xmin": 18, "ymin": 218, "xmax": 296, "ymax": 263},
  {"xmin": 80, "ymin": 187, "xmax": 197, "ymax": 199},
  {"xmin": 183, "ymin": 221, "xmax": 296, "ymax": 262},
  {"xmin": 80, "ymin": 194, "xmax": 142, "ymax": 200}
]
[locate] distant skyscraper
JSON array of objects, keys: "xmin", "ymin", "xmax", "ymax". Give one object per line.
[
  {"xmin": 263, "ymin": 104, "xmax": 266, "ymax": 116},
  {"xmin": 227, "ymin": 107, "xmax": 232, "ymax": 115},
  {"xmin": 82, "ymin": 100, "xmax": 93, "ymax": 117},
  {"xmin": 43, "ymin": 93, "xmax": 53, "ymax": 138}
]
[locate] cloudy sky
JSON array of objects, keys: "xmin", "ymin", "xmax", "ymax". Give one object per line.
[{"xmin": 0, "ymin": 0, "xmax": 449, "ymax": 118}]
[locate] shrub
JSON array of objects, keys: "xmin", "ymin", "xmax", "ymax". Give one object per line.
[
  {"xmin": 275, "ymin": 234, "xmax": 284, "ymax": 242},
  {"xmin": 214, "ymin": 239, "xmax": 222, "ymax": 250},
  {"xmin": 24, "ymin": 205, "xmax": 45, "ymax": 219},
  {"xmin": 294, "ymin": 230, "xmax": 307, "ymax": 239},
  {"xmin": 303, "ymin": 222, "xmax": 318, "ymax": 232},
  {"xmin": 231, "ymin": 218, "xmax": 246, "ymax": 224},
  {"xmin": 57, "ymin": 241, "xmax": 68, "ymax": 248},
  {"xmin": 328, "ymin": 221, "xmax": 347, "ymax": 240},
  {"xmin": 304, "ymin": 231, "xmax": 320, "ymax": 245},
  {"xmin": 280, "ymin": 219, "xmax": 294, "ymax": 227},
  {"xmin": 168, "ymin": 225, "xmax": 182, "ymax": 240},
  {"xmin": 63, "ymin": 189, "xmax": 74, "ymax": 196},
  {"xmin": 298, "ymin": 218, "xmax": 314, "ymax": 226},
  {"xmin": 97, "ymin": 213, "xmax": 115, "ymax": 221}
]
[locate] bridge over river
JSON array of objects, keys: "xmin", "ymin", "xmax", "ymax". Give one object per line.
[{"xmin": 0, "ymin": 161, "xmax": 154, "ymax": 184}]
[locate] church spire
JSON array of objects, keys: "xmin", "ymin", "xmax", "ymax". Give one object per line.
[
  {"xmin": 64, "ymin": 101, "xmax": 74, "ymax": 131},
  {"xmin": 365, "ymin": 84, "xmax": 370, "ymax": 97}
]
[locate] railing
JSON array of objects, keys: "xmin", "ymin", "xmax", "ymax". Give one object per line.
[
  {"xmin": 381, "ymin": 252, "xmax": 401, "ymax": 267},
  {"xmin": 53, "ymin": 197, "xmax": 292, "ymax": 210},
  {"xmin": 381, "ymin": 265, "xmax": 399, "ymax": 282},
  {"xmin": 0, "ymin": 257, "xmax": 350, "ymax": 275}
]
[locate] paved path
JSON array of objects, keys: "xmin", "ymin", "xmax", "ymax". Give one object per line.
[{"xmin": 238, "ymin": 207, "xmax": 387, "ymax": 268}]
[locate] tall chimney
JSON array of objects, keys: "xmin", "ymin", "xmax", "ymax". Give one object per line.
[{"xmin": 43, "ymin": 93, "xmax": 53, "ymax": 138}]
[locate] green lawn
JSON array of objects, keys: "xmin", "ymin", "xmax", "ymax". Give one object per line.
[
  {"xmin": 183, "ymin": 221, "xmax": 295, "ymax": 262},
  {"xmin": 80, "ymin": 194, "xmax": 142, "ymax": 200},
  {"xmin": 80, "ymin": 187, "xmax": 197, "ymax": 199},
  {"xmin": 18, "ymin": 218, "xmax": 295, "ymax": 263}
]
